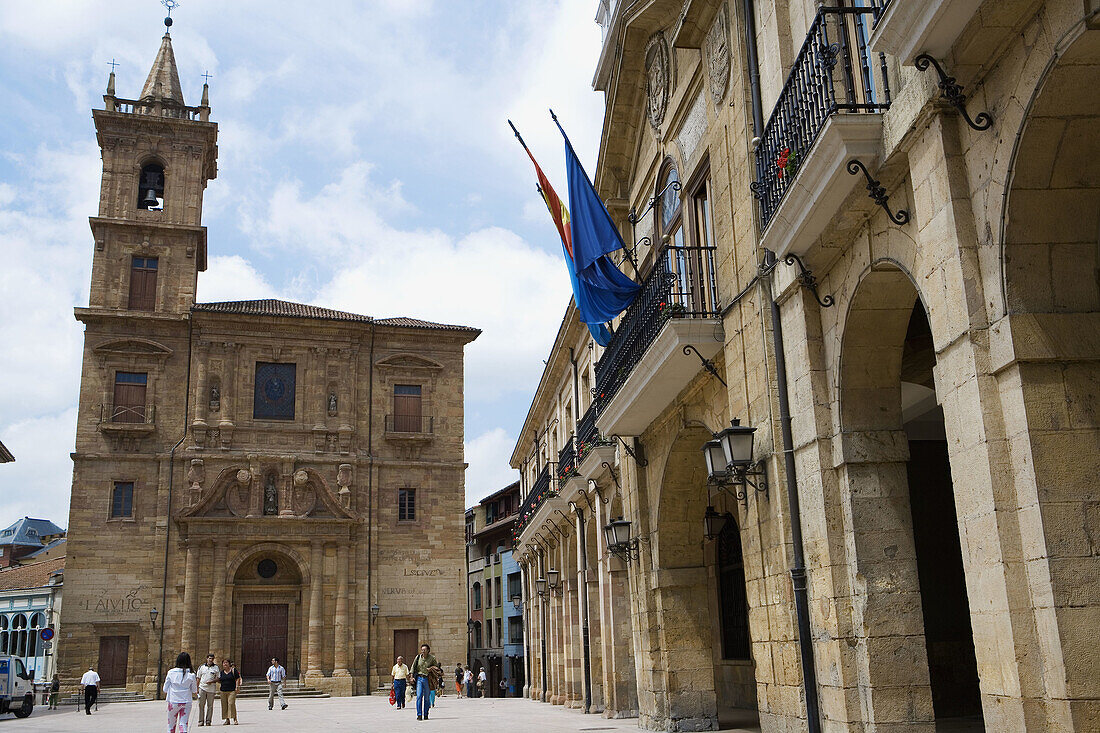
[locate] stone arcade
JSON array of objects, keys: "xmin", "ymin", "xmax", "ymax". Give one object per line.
[{"xmin": 57, "ymin": 26, "xmax": 478, "ymax": 697}]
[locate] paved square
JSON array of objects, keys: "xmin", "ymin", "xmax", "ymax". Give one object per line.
[{"xmin": 1, "ymin": 695, "xmax": 650, "ymax": 732}]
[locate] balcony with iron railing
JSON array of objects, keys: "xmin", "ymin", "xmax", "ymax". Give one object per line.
[
  {"xmin": 753, "ymin": 5, "xmax": 891, "ymax": 256},
  {"xmin": 593, "ymin": 243, "xmax": 722, "ymax": 436},
  {"xmin": 557, "ymin": 437, "xmax": 577, "ymax": 481},
  {"xmin": 384, "ymin": 414, "xmax": 435, "ymax": 435},
  {"xmin": 867, "ymin": 0, "xmax": 982, "ymax": 64},
  {"xmin": 99, "ymin": 403, "xmax": 155, "ymax": 433},
  {"xmin": 514, "ymin": 463, "xmax": 554, "ymax": 542}
]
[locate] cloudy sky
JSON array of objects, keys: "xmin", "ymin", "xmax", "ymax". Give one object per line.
[{"xmin": 0, "ymin": 0, "xmax": 606, "ymax": 528}]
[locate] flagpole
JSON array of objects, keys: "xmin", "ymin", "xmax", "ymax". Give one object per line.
[{"xmin": 549, "ymin": 109, "xmax": 640, "ymax": 277}]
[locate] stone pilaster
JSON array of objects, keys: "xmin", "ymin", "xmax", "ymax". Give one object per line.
[
  {"xmin": 209, "ymin": 542, "xmax": 227, "ymax": 655},
  {"xmin": 180, "ymin": 542, "xmax": 198, "ymax": 652},
  {"xmin": 307, "ymin": 540, "xmax": 324, "ymax": 676},
  {"xmin": 333, "ymin": 543, "xmax": 350, "ymax": 676}
]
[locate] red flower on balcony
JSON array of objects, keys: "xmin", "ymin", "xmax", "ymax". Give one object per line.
[{"xmin": 776, "ymin": 147, "xmax": 800, "ymax": 181}]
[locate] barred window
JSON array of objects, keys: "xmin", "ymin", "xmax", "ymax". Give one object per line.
[{"xmin": 398, "ymin": 488, "xmax": 416, "ymax": 521}]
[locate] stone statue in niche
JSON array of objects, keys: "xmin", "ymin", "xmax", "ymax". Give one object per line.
[
  {"xmin": 645, "ymin": 31, "xmax": 671, "ymax": 131},
  {"xmin": 209, "ymin": 383, "xmax": 220, "ymax": 412},
  {"xmin": 328, "ymin": 392, "xmax": 338, "ymax": 416},
  {"xmin": 186, "ymin": 459, "xmax": 204, "ymax": 506},
  {"xmin": 263, "ymin": 474, "xmax": 278, "ymax": 515},
  {"xmin": 291, "ymin": 469, "xmax": 316, "ymax": 515}
]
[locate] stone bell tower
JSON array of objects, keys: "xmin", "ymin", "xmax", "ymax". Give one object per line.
[
  {"xmin": 88, "ymin": 24, "xmax": 218, "ymax": 315},
  {"xmin": 60, "ymin": 17, "xmax": 219, "ymax": 696}
]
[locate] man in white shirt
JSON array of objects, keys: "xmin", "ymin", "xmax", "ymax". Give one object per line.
[
  {"xmin": 266, "ymin": 657, "xmax": 288, "ymax": 710},
  {"xmin": 195, "ymin": 653, "xmax": 220, "ymax": 726},
  {"xmin": 477, "ymin": 667, "xmax": 487, "ymax": 698},
  {"xmin": 80, "ymin": 665, "xmax": 100, "ymax": 715}
]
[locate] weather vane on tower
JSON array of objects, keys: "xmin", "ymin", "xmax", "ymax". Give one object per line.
[{"xmin": 161, "ymin": 0, "xmax": 180, "ymax": 31}]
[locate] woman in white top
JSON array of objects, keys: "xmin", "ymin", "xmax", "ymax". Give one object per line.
[{"xmin": 163, "ymin": 652, "xmax": 198, "ymax": 733}]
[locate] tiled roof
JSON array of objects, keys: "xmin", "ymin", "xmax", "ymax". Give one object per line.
[
  {"xmin": 193, "ymin": 299, "xmax": 372, "ymax": 323},
  {"xmin": 0, "ymin": 438, "xmax": 13, "ymax": 462},
  {"xmin": 24, "ymin": 537, "xmax": 66, "ymax": 559},
  {"xmin": 0, "ymin": 518, "xmax": 65, "ymax": 548},
  {"xmin": 375, "ymin": 316, "xmax": 480, "ymax": 333},
  {"xmin": 193, "ymin": 299, "xmax": 479, "ymax": 333},
  {"xmin": 0, "ymin": 557, "xmax": 64, "ymax": 591}
]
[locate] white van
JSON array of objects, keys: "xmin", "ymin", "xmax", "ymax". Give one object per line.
[{"xmin": 0, "ymin": 656, "xmax": 35, "ymax": 718}]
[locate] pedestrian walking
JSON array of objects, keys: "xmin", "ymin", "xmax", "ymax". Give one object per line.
[
  {"xmin": 163, "ymin": 652, "xmax": 198, "ymax": 733},
  {"xmin": 195, "ymin": 653, "xmax": 219, "ymax": 726},
  {"xmin": 48, "ymin": 673, "xmax": 60, "ymax": 709},
  {"xmin": 390, "ymin": 655, "xmax": 409, "ymax": 709},
  {"xmin": 266, "ymin": 657, "xmax": 288, "ymax": 710},
  {"xmin": 463, "ymin": 666, "xmax": 474, "ymax": 699},
  {"xmin": 218, "ymin": 658, "xmax": 241, "ymax": 725},
  {"xmin": 454, "ymin": 664, "xmax": 464, "ymax": 697},
  {"xmin": 409, "ymin": 643, "xmax": 441, "ymax": 721},
  {"xmin": 80, "ymin": 665, "xmax": 100, "ymax": 715},
  {"xmin": 477, "ymin": 667, "xmax": 487, "ymax": 697}
]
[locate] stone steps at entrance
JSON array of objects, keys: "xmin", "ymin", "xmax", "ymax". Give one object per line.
[
  {"xmin": 236, "ymin": 681, "xmax": 329, "ymax": 699},
  {"xmin": 62, "ymin": 689, "xmax": 150, "ymax": 705}
]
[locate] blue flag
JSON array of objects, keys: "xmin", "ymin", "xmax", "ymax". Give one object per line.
[{"xmin": 554, "ymin": 113, "xmax": 639, "ymax": 345}]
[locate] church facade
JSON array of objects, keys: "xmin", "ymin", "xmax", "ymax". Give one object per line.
[{"xmin": 58, "ymin": 29, "xmax": 478, "ymax": 697}]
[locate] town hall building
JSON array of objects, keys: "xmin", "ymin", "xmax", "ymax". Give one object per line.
[{"xmin": 57, "ymin": 22, "xmax": 478, "ymax": 697}]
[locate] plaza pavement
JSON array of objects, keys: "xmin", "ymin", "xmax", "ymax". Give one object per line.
[{"xmin": 0, "ymin": 693, "xmax": 644, "ymax": 732}]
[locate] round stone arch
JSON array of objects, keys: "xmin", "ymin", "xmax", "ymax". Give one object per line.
[
  {"xmin": 224, "ymin": 542, "xmax": 311, "ymax": 586},
  {"xmin": 650, "ymin": 424, "xmax": 721, "ymax": 731}
]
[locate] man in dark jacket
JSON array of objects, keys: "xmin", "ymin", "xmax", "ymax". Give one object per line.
[{"xmin": 409, "ymin": 644, "xmax": 440, "ymax": 720}]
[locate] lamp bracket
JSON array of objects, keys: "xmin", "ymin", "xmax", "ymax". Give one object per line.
[
  {"xmin": 709, "ymin": 459, "xmax": 769, "ymax": 506},
  {"xmin": 612, "ymin": 434, "xmax": 648, "ymax": 467},
  {"xmin": 682, "ymin": 344, "xmax": 728, "ymax": 386},
  {"xmin": 607, "ymin": 537, "xmax": 641, "ymax": 562}
]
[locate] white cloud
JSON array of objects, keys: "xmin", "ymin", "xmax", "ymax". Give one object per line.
[
  {"xmin": 0, "ymin": 410, "xmax": 78, "ymax": 527},
  {"xmin": 464, "ymin": 428, "xmax": 520, "ymax": 507},
  {"xmin": 197, "ymin": 255, "xmax": 280, "ymax": 303}
]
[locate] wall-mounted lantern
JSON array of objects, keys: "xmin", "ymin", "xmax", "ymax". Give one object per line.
[
  {"xmin": 603, "ymin": 517, "xmax": 640, "ymax": 561},
  {"xmin": 703, "ymin": 419, "xmax": 768, "ymax": 505},
  {"xmin": 703, "ymin": 505, "xmax": 735, "ymax": 541}
]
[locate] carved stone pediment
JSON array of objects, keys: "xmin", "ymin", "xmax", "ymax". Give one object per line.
[
  {"xmin": 180, "ymin": 463, "xmax": 357, "ymax": 521},
  {"xmin": 94, "ymin": 337, "xmax": 173, "ymax": 359},
  {"xmin": 374, "ymin": 353, "xmax": 445, "ymax": 372}
]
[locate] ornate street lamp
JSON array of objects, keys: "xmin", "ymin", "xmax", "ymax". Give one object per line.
[
  {"xmin": 535, "ymin": 577, "xmax": 548, "ymax": 597},
  {"xmin": 546, "ymin": 568, "xmax": 562, "ymax": 596},
  {"xmin": 511, "ymin": 593, "xmax": 523, "ymax": 611},
  {"xmin": 149, "ymin": 607, "xmax": 159, "ymax": 629},
  {"xmin": 703, "ymin": 505, "xmax": 734, "ymax": 541},
  {"xmin": 370, "ymin": 603, "xmax": 380, "ymax": 624},
  {"xmin": 703, "ymin": 419, "xmax": 768, "ymax": 505},
  {"xmin": 603, "ymin": 517, "xmax": 640, "ymax": 561}
]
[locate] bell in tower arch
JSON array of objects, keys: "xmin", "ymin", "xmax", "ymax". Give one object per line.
[{"xmin": 138, "ymin": 163, "xmax": 165, "ymax": 210}]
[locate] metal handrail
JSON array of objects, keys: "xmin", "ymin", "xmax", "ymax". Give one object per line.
[
  {"xmin": 557, "ymin": 438, "xmax": 577, "ymax": 480},
  {"xmin": 753, "ymin": 6, "xmax": 890, "ymax": 228},
  {"xmin": 515, "ymin": 464, "xmax": 553, "ymax": 538},
  {"xmin": 385, "ymin": 414, "xmax": 435, "ymax": 434},
  {"xmin": 594, "ymin": 243, "xmax": 720, "ymax": 409},
  {"xmin": 102, "ymin": 403, "xmax": 154, "ymax": 425}
]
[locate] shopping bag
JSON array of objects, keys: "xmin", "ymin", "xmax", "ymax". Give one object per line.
[{"xmin": 389, "ymin": 687, "xmax": 396, "ymax": 706}]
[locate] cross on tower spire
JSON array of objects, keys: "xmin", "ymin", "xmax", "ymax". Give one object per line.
[{"xmin": 162, "ymin": 0, "xmax": 179, "ymax": 32}]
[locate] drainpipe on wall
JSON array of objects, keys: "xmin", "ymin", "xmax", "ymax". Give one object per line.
[
  {"xmin": 365, "ymin": 321, "xmax": 376, "ymax": 693},
  {"xmin": 158, "ymin": 315, "xmax": 194, "ymax": 700},
  {"xmin": 741, "ymin": 0, "xmax": 822, "ymax": 729},
  {"xmin": 575, "ymin": 507, "xmax": 592, "ymax": 713}
]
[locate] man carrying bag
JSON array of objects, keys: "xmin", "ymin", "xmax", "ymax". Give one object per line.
[{"xmin": 408, "ymin": 643, "xmax": 440, "ymax": 721}]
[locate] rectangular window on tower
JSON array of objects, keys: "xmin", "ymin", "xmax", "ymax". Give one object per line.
[
  {"xmin": 398, "ymin": 488, "xmax": 416, "ymax": 521},
  {"xmin": 112, "ymin": 372, "xmax": 148, "ymax": 423},
  {"xmin": 127, "ymin": 256, "xmax": 158, "ymax": 310},
  {"xmin": 110, "ymin": 482, "xmax": 134, "ymax": 519}
]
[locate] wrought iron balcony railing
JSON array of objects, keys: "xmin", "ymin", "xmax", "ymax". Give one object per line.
[
  {"xmin": 101, "ymin": 403, "xmax": 155, "ymax": 425},
  {"xmin": 385, "ymin": 414, "xmax": 435, "ymax": 434},
  {"xmin": 515, "ymin": 463, "xmax": 553, "ymax": 540},
  {"xmin": 557, "ymin": 437, "xmax": 577, "ymax": 481},
  {"xmin": 868, "ymin": 0, "xmax": 891, "ymax": 23},
  {"xmin": 594, "ymin": 243, "xmax": 720, "ymax": 409},
  {"xmin": 753, "ymin": 6, "xmax": 891, "ymax": 228}
]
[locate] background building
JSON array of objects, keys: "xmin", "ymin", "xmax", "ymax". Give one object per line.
[
  {"xmin": 466, "ymin": 481, "xmax": 524, "ymax": 696},
  {"xmin": 513, "ymin": 0, "xmax": 1100, "ymax": 731},
  {"xmin": 0, "ymin": 555, "xmax": 64, "ymax": 683},
  {"xmin": 58, "ymin": 22, "xmax": 478, "ymax": 697},
  {"xmin": 0, "ymin": 518, "xmax": 65, "ymax": 569}
]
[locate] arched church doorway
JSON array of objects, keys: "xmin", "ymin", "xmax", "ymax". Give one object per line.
[
  {"xmin": 231, "ymin": 548, "xmax": 304, "ymax": 678},
  {"xmin": 839, "ymin": 265, "xmax": 982, "ymax": 728}
]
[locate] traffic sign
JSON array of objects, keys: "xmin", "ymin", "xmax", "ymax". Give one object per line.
[
  {"xmin": 40, "ymin": 627, "xmax": 55, "ymax": 641},
  {"xmin": 42, "ymin": 641, "xmax": 53, "ymax": 650}
]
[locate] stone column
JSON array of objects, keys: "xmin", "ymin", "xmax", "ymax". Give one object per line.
[
  {"xmin": 333, "ymin": 543, "xmax": 350, "ymax": 677},
  {"xmin": 180, "ymin": 542, "xmax": 198, "ymax": 652},
  {"xmin": 307, "ymin": 541, "xmax": 324, "ymax": 676},
  {"xmin": 209, "ymin": 542, "xmax": 227, "ymax": 655}
]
